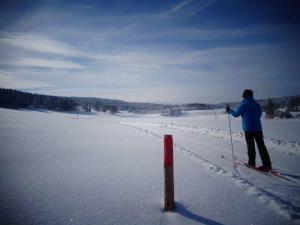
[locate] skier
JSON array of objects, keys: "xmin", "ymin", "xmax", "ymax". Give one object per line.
[{"xmin": 226, "ymin": 89, "xmax": 272, "ymax": 171}]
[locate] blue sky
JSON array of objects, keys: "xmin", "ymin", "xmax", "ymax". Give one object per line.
[{"xmin": 0, "ymin": 0, "xmax": 299, "ymax": 103}]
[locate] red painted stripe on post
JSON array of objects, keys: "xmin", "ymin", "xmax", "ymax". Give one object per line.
[{"xmin": 164, "ymin": 135, "xmax": 173, "ymax": 167}]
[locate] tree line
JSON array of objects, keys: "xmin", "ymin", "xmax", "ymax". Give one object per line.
[
  {"xmin": 0, "ymin": 88, "xmax": 119, "ymax": 113},
  {"xmin": 1, "ymin": 87, "xmax": 299, "ymax": 116},
  {"xmin": 0, "ymin": 88, "xmax": 77, "ymax": 111},
  {"xmin": 81, "ymin": 102, "xmax": 118, "ymax": 114},
  {"xmin": 264, "ymin": 97, "xmax": 300, "ymax": 119}
]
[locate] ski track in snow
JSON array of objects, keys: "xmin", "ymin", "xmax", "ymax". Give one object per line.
[
  {"xmin": 157, "ymin": 122, "xmax": 300, "ymax": 156},
  {"xmin": 121, "ymin": 122, "xmax": 300, "ymax": 224}
]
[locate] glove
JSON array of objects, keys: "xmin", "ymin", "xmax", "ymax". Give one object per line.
[{"xmin": 226, "ymin": 104, "xmax": 231, "ymax": 113}]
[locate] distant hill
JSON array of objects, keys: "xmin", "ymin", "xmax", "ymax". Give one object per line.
[
  {"xmin": 70, "ymin": 96, "xmax": 168, "ymax": 113},
  {"xmin": 1, "ymin": 88, "xmax": 299, "ymax": 115}
]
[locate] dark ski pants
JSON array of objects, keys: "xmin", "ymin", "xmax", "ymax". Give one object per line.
[{"xmin": 245, "ymin": 131, "xmax": 272, "ymax": 167}]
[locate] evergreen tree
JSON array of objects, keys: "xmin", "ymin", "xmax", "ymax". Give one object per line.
[
  {"xmin": 265, "ymin": 98, "xmax": 274, "ymax": 119},
  {"xmin": 95, "ymin": 102, "xmax": 102, "ymax": 112},
  {"xmin": 110, "ymin": 105, "xmax": 118, "ymax": 114}
]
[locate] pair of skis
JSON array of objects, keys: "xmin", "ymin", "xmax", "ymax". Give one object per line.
[{"xmin": 221, "ymin": 154, "xmax": 291, "ymax": 181}]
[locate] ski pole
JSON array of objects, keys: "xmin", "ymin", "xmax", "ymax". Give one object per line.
[{"xmin": 227, "ymin": 106, "xmax": 235, "ymax": 168}]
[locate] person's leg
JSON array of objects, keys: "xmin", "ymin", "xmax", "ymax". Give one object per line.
[
  {"xmin": 254, "ymin": 131, "xmax": 272, "ymax": 168},
  {"xmin": 245, "ymin": 132, "xmax": 256, "ymax": 166}
]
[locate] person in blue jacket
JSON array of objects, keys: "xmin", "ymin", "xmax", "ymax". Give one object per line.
[{"xmin": 226, "ymin": 89, "xmax": 272, "ymax": 170}]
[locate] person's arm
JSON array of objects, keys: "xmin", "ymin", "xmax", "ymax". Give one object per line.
[
  {"xmin": 229, "ymin": 104, "xmax": 244, "ymax": 117},
  {"xmin": 258, "ymin": 103, "xmax": 262, "ymax": 117}
]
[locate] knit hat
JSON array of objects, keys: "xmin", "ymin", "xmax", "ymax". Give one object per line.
[{"xmin": 242, "ymin": 89, "xmax": 253, "ymax": 99}]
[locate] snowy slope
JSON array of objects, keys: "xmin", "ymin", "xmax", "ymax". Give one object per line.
[{"xmin": 0, "ymin": 108, "xmax": 299, "ymax": 225}]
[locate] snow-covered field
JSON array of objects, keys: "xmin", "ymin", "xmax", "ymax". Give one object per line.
[{"xmin": 0, "ymin": 108, "xmax": 300, "ymax": 225}]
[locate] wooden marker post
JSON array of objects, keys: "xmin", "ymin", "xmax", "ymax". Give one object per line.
[{"xmin": 164, "ymin": 135, "xmax": 175, "ymax": 211}]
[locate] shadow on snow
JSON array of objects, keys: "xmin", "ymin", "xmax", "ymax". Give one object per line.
[{"xmin": 172, "ymin": 202, "xmax": 225, "ymax": 225}]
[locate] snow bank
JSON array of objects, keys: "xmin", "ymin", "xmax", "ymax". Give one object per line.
[{"xmin": 0, "ymin": 108, "xmax": 299, "ymax": 225}]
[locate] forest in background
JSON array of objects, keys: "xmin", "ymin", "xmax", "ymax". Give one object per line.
[{"xmin": 0, "ymin": 88, "xmax": 299, "ymax": 118}]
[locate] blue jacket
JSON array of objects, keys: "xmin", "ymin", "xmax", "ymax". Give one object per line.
[{"xmin": 229, "ymin": 97, "xmax": 262, "ymax": 132}]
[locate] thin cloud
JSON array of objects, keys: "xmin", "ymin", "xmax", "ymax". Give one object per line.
[
  {"xmin": 1, "ymin": 40, "xmax": 298, "ymax": 102},
  {"xmin": 0, "ymin": 71, "xmax": 51, "ymax": 89},
  {"xmin": 5, "ymin": 57, "xmax": 84, "ymax": 70},
  {"xmin": 169, "ymin": 0, "xmax": 193, "ymax": 14},
  {"xmin": 157, "ymin": 0, "xmax": 220, "ymax": 19},
  {"xmin": 0, "ymin": 32, "xmax": 80, "ymax": 57},
  {"xmin": 187, "ymin": 0, "xmax": 220, "ymax": 16},
  {"xmin": 132, "ymin": 24, "xmax": 291, "ymax": 42}
]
